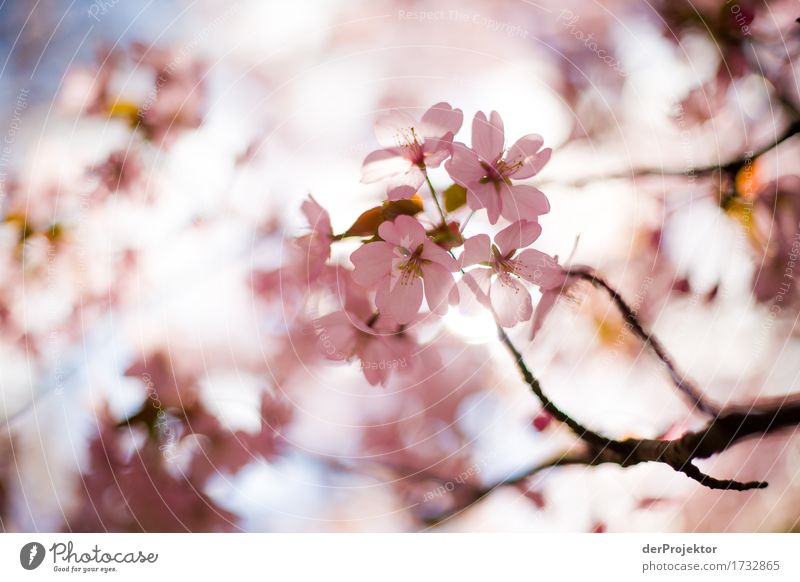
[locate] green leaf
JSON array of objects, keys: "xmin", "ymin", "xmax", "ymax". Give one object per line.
[{"xmin": 443, "ymin": 184, "xmax": 467, "ymax": 212}]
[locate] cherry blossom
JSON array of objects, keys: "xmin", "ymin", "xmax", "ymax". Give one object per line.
[
  {"xmin": 350, "ymin": 215, "xmax": 458, "ymax": 324},
  {"xmin": 314, "ymin": 271, "xmax": 414, "ymax": 386},
  {"xmin": 530, "ymin": 264, "xmax": 572, "ymax": 340},
  {"xmin": 445, "ymin": 111, "xmax": 552, "ymax": 224},
  {"xmin": 460, "ymin": 220, "xmax": 560, "ymax": 327},
  {"xmin": 361, "ymin": 102, "xmax": 463, "ymax": 194},
  {"xmin": 297, "ymin": 196, "xmax": 334, "ymax": 278}
]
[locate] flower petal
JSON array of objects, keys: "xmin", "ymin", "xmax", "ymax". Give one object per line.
[
  {"xmin": 422, "ymin": 262, "xmax": 455, "ymax": 315},
  {"xmin": 495, "ymin": 220, "xmax": 542, "ymax": 256},
  {"xmin": 422, "ymin": 135, "xmax": 454, "ymax": 168},
  {"xmin": 531, "ymin": 289, "xmax": 559, "ymax": 340},
  {"xmin": 315, "ymin": 311, "xmax": 358, "ymax": 360},
  {"xmin": 301, "ymin": 196, "xmax": 332, "ymax": 237},
  {"xmin": 377, "ymin": 274, "xmax": 423, "ymax": 324},
  {"xmin": 459, "ymin": 268, "xmax": 493, "ymax": 312},
  {"xmin": 513, "ymin": 249, "xmax": 563, "ymax": 287},
  {"xmin": 490, "ymin": 274, "xmax": 533, "ymax": 327},
  {"xmin": 351, "ymin": 241, "xmax": 393, "ymax": 287},
  {"xmin": 445, "ymin": 142, "xmax": 486, "ymax": 185},
  {"xmin": 466, "ymin": 181, "xmax": 502, "ymax": 224},
  {"xmin": 374, "ymin": 109, "xmax": 420, "ymax": 148},
  {"xmin": 360, "ymin": 339, "xmax": 389, "ymax": 386},
  {"xmin": 471, "ymin": 111, "xmax": 504, "ymax": 162},
  {"xmin": 507, "ymin": 135, "xmax": 551, "ymax": 179},
  {"xmin": 361, "ymin": 148, "xmax": 414, "ymax": 183},
  {"xmin": 387, "ymin": 185, "xmax": 419, "ymax": 200},
  {"xmin": 421, "ymin": 242, "xmax": 459, "ymax": 271},
  {"xmin": 386, "ymin": 215, "xmax": 428, "ymax": 248},
  {"xmin": 460, "ymin": 234, "xmax": 492, "ymax": 267},
  {"xmin": 500, "ymin": 183, "xmax": 550, "ymax": 222},
  {"xmin": 420, "ymin": 102, "xmax": 463, "ymax": 138},
  {"xmin": 384, "ymin": 165, "xmax": 426, "ymax": 192}
]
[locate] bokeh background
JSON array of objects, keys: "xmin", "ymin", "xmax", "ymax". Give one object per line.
[{"xmin": 1, "ymin": 0, "xmax": 800, "ymax": 532}]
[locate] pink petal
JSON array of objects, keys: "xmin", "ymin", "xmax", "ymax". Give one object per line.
[
  {"xmin": 459, "ymin": 268, "xmax": 492, "ymax": 312},
  {"xmin": 387, "ymin": 185, "xmax": 419, "ymax": 200},
  {"xmin": 471, "ymin": 111, "xmax": 504, "ymax": 162},
  {"xmin": 374, "ymin": 109, "xmax": 420, "ymax": 148},
  {"xmin": 449, "ymin": 282, "xmax": 460, "ymax": 305},
  {"xmin": 531, "ymin": 289, "xmax": 559, "ymax": 339},
  {"xmin": 445, "ymin": 142, "xmax": 485, "ymax": 184},
  {"xmin": 500, "ymin": 184, "xmax": 550, "ymax": 222},
  {"xmin": 466, "ymin": 181, "xmax": 502, "ymax": 224},
  {"xmin": 384, "ymin": 165, "xmax": 426, "ymax": 192},
  {"xmin": 421, "ymin": 135, "xmax": 454, "ymax": 168},
  {"xmin": 422, "ymin": 262, "xmax": 455, "ymax": 315},
  {"xmin": 315, "ymin": 311, "xmax": 358, "ymax": 360},
  {"xmin": 460, "ymin": 234, "xmax": 492, "ymax": 267},
  {"xmin": 490, "ymin": 274, "xmax": 533, "ymax": 327},
  {"xmin": 361, "ymin": 148, "xmax": 413, "ymax": 183},
  {"xmin": 301, "ymin": 196, "xmax": 332, "ymax": 238},
  {"xmin": 513, "ymin": 250, "xmax": 563, "ymax": 287},
  {"xmin": 495, "ymin": 220, "xmax": 542, "ymax": 256},
  {"xmin": 351, "ymin": 242, "xmax": 393, "ymax": 287},
  {"xmin": 360, "ymin": 339, "xmax": 388, "ymax": 386},
  {"xmin": 377, "ymin": 274, "xmax": 424, "ymax": 324},
  {"xmin": 388, "ymin": 215, "xmax": 428, "ymax": 247},
  {"xmin": 507, "ymin": 135, "xmax": 551, "ymax": 179},
  {"xmin": 420, "ymin": 102, "xmax": 463, "ymax": 138},
  {"xmin": 421, "ymin": 242, "xmax": 459, "ymax": 271},
  {"xmin": 377, "ymin": 219, "xmax": 402, "ymax": 245}
]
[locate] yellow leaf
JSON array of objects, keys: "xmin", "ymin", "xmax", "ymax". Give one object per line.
[
  {"xmin": 343, "ymin": 195, "xmax": 424, "ymax": 237},
  {"xmin": 107, "ymin": 99, "xmax": 141, "ymax": 129},
  {"xmin": 443, "ymin": 184, "xmax": 467, "ymax": 212}
]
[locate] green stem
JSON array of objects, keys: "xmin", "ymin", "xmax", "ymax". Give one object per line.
[{"xmin": 423, "ymin": 169, "xmax": 448, "ymax": 226}]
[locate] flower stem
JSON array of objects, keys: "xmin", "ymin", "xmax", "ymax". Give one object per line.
[{"xmin": 423, "ymin": 170, "xmax": 448, "ymax": 226}]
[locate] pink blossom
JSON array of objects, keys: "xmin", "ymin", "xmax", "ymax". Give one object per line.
[
  {"xmin": 315, "ymin": 310, "xmax": 413, "ymax": 386},
  {"xmin": 445, "ymin": 111, "xmax": 552, "ymax": 224},
  {"xmin": 361, "ymin": 102, "xmax": 463, "ymax": 195},
  {"xmin": 460, "ymin": 220, "xmax": 560, "ymax": 327},
  {"xmin": 531, "ymin": 265, "xmax": 573, "ymax": 340},
  {"xmin": 315, "ymin": 271, "xmax": 414, "ymax": 386},
  {"xmin": 297, "ymin": 196, "xmax": 333, "ymax": 277},
  {"xmin": 350, "ymin": 215, "xmax": 458, "ymax": 324}
]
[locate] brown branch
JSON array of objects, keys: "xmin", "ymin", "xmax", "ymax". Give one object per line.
[
  {"xmin": 541, "ymin": 119, "xmax": 800, "ymax": 189},
  {"xmin": 422, "ymin": 453, "xmax": 591, "ymax": 526},
  {"xmin": 500, "ymin": 326, "xmax": 800, "ymax": 492},
  {"xmin": 566, "ymin": 267, "xmax": 720, "ymax": 416},
  {"xmin": 424, "ymin": 366, "xmax": 800, "ymax": 524}
]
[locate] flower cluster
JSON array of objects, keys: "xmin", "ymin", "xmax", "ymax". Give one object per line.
[{"xmin": 276, "ymin": 103, "xmax": 569, "ymax": 386}]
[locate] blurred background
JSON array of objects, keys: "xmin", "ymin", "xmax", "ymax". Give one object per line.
[{"xmin": 1, "ymin": 0, "xmax": 799, "ymax": 532}]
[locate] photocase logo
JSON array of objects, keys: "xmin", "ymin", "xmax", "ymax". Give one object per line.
[{"xmin": 20, "ymin": 542, "xmax": 46, "ymax": 570}]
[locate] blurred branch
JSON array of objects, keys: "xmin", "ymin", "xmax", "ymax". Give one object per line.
[
  {"xmin": 425, "ymin": 267, "xmax": 800, "ymax": 524},
  {"xmin": 566, "ymin": 267, "xmax": 720, "ymax": 416},
  {"xmin": 425, "ymin": 393, "xmax": 800, "ymax": 523},
  {"xmin": 422, "ymin": 453, "xmax": 591, "ymax": 526},
  {"xmin": 498, "ymin": 327, "xmax": 800, "ymax": 494},
  {"xmin": 541, "ymin": 119, "xmax": 800, "ymax": 189}
]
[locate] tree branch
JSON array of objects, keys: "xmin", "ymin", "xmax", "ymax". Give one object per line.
[
  {"xmin": 499, "ymin": 325, "xmax": 800, "ymax": 492},
  {"xmin": 540, "ymin": 119, "xmax": 800, "ymax": 189},
  {"xmin": 566, "ymin": 267, "xmax": 720, "ymax": 416},
  {"xmin": 423, "ymin": 363, "xmax": 800, "ymax": 524}
]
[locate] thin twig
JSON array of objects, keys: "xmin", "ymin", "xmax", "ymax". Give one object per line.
[
  {"xmin": 539, "ymin": 120, "xmax": 800, "ymax": 189},
  {"xmin": 499, "ymin": 324, "xmax": 799, "ymax": 492},
  {"xmin": 566, "ymin": 267, "xmax": 720, "ymax": 417}
]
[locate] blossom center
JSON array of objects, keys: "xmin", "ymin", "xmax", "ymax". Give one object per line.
[
  {"xmin": 491, "ymin": 243, "xmax": 523, "ymax": 278},
  {"xmin": 478, "ymin": 155, "xmax": 523, "ymax": 188},
  {"xmin": 394, "ymin": 243, "xmax": 428, "ymax": 285},
  {"xmin": 395, "ymin": 126, "xmax": 425, "ymax": 165}
]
